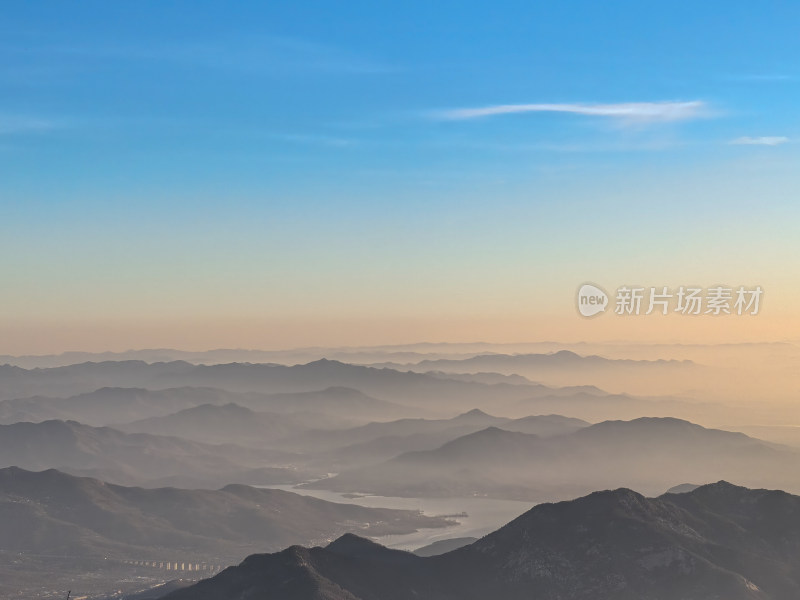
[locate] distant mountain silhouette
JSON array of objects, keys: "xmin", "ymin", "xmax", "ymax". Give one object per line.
[
  {"xmin": 285, "ymin": 412, "xmax": 588, "ymax": 468},
  {"xmin": 242, "ymin": 386, "xmax": 414, "ymax": 419},
  {"xmin": 422, "ymin": 371, "xmax": 534, "ymax": 385},
  {"xmin": 0, "ymin": 359, "xmax": 732, "ymax": 423},
  {"xmin": 0, "ymin": 385, "xmax": 411, "ymax": 426},
  {"xmin": 666, "ymin": 483, "xmax": 703, "ymax": 494},
  {"xmin": 0, "ymin": 386, "xmax": 236, "ymax": 426},
  {"xmin": 115, "ymin": 402, "xmax": 350, "ymax": 447},
  {"xmin": 311, "ymin": 417, "xmax": 800, "ymax": 500},
  {"xmin": 0, "ymin": 345, "xmax": 538, "ymax": 369},
  {"xmin": 0, "ymin": 360, "xmax": 554, "ymax": 410},
  {"xmin": 368, "ymin": 351, "xmax": 700, "ymax": 397},
  {"xmin": 0, "ymin": 420, "xmax": 316, "ymax": 488},
  {"xmin": 165, "ymin": 482, "xmax": 800, "ymax": 600},
  {"xmin": 373, "ymin": 350, "xmax": 693, "ymax": 372}
]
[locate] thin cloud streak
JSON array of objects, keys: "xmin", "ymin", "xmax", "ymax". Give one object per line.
[
  {"xmin": 730, "ymin": 136, "xmax": 790, "ymax": 146},
  {"xmin": 435, "ymin": 101, "xmax": 707, "ymax": 123}
]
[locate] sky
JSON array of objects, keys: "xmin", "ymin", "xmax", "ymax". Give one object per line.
[{"xmin": 1, "ymin": 1, "xmax": 799, "ymax": 353}]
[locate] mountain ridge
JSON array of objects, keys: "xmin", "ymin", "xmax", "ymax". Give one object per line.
[
  {"xmin": 310, "ymin": 417, "xmax": 798, "ymax": 500},
  {"xmin": 165, "ymin": 481, "xmax": 800, "ymax": 600}
]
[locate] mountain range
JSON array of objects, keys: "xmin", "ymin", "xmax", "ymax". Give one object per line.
[
  {"xmin": 0, "ymin": 359, "xmax": 745, "ymax": 424},
  {"xmin": 115, "ymin": 402, "xmax": 354, "ymax": 447},
  {"xmin": 368, "ymin": 350, "xmax": 700, "ymax": 396},
  {"xmin": 164, "ymin": 481, "xmax": 800, "ymax": 600},
  {"xmin": 309, "ymin": 417, "xmax": 799, "ymax": 500},
  {"xmin": 0, "ymin": 385, "xmax": 412, "ymax": 426},
  {"xmin": 0, "ymin": 420, "xmax": 317, "ymax": 488},
  {"xmin": 0, "ymin": 360, "xmax": 542, "ymax": 408},
  {"xmin": 0, "ymin": 467, "xmax": 452, "ymax": 560},
  {"xmin": 290, "ymin": 410, "xmax": 589, "ymax": 469},
  {"xmin": 0, "ymin": 467, "xmax": 453, "ymax": 599}
]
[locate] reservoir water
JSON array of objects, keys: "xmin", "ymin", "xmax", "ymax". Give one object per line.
[{"xmin": 263, "ymin": 484, "xmax": 534, "ymax": 551}]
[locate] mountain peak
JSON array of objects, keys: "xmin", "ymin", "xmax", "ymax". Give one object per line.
[
  {"xmin": 452, "ymin": 426, "xmax": 523, "ymax": 441},
  {"xmin": 326, "ymin": 534, "xmax": 417, "ymax": 564},
  {"xmin": 326, "ymin": 533, "xmax": 384, "ymax": 556},
  {"xmin": 432, "ymin": 426, "xmax": 538, "ymax": 457},
  {"xmin": 454, "ymin": 408, "xmax": 493, "ymax": 420},
  {"xmin": 303, "ymin": 358, "xmax": 348, "ymax": 367},
  {"xmin": 666, "ymin": 482, "xmax": 703, "ymax": 494},
  {"xmin": 684, "ymin": 480, "xmax": 752, "ymax": 499}
]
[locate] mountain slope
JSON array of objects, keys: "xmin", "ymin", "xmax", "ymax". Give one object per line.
[
  {"xmin": 166, "ymin": 482, "xmax": 800, "ymax": 600},
  {"xmin": 310, "ymin": 418, "xmax": 800, "ymax": 500},
  {"xmin": 0, "ymin": 360, "xmax": 549, "ymax": 410},
  {"xmin": 0, "ymin": 386, "xmax": 251, "ymax": 426},
  {"xmin": 0, "ymin": 385, "xmax": 403, "ymax": 427},
  {"xmin": 0, "ymin": 360, "xmax": 731, "ymax": 423},
  {"xmin": 287, "ymin": 410, "xmax": 587, "ymax": 454},
  {"xmin": 0, "ymin": 467, "xmax": 454, "ymax": 561},
  {"xmin": 115, "ymin": 402, "xmax": 350, "ymax": 446},
  {"xmin": 0, "ymin": 420, "xmax": 315, "ymax": 488},
  {"xmin": 370, "ymin": 351, "xmax": 699, "ymax": 396},
  {"xmin": 297, "ymin": 413, "xmax": 587, "ymax": 474}
]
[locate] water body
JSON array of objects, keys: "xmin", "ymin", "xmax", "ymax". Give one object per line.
[{"xmin": 264, "ymin": 484, "xmax": 534, "ymax": 551}]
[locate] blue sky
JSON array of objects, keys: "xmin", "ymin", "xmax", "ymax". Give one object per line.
[{"xmin": 1, "ymin": 1, "xmax": 799, "ymax": 351}]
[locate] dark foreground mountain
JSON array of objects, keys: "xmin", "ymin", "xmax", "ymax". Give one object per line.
[{"xmin": 166, "ymin": 482, "xmax": 800, "ymax": 600}]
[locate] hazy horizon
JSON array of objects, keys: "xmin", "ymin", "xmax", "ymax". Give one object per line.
[{"xmin": 2, "ymin": 2, "xmax": 799, "ymax": 599}]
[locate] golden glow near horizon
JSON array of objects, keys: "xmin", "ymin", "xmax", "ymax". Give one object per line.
[
  {"xmin": 2, "ymin": 7, "xmax": 799, "ymax": 356},
  {"xmin": 2, "ymin": 310, "xmax": 798, "ymax": 356}
]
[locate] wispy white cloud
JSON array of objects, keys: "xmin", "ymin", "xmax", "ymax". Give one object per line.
[
  {"xmin": 730, "ymin": 136, "xmax": 790, "ymax": 146},
  {"xmin": 427, "ymin": 138, "xmax": 685, "ymax": 153},
  {"xmin": 434, "ymin": 101, "xmax": 707, "ymax": 123}
]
